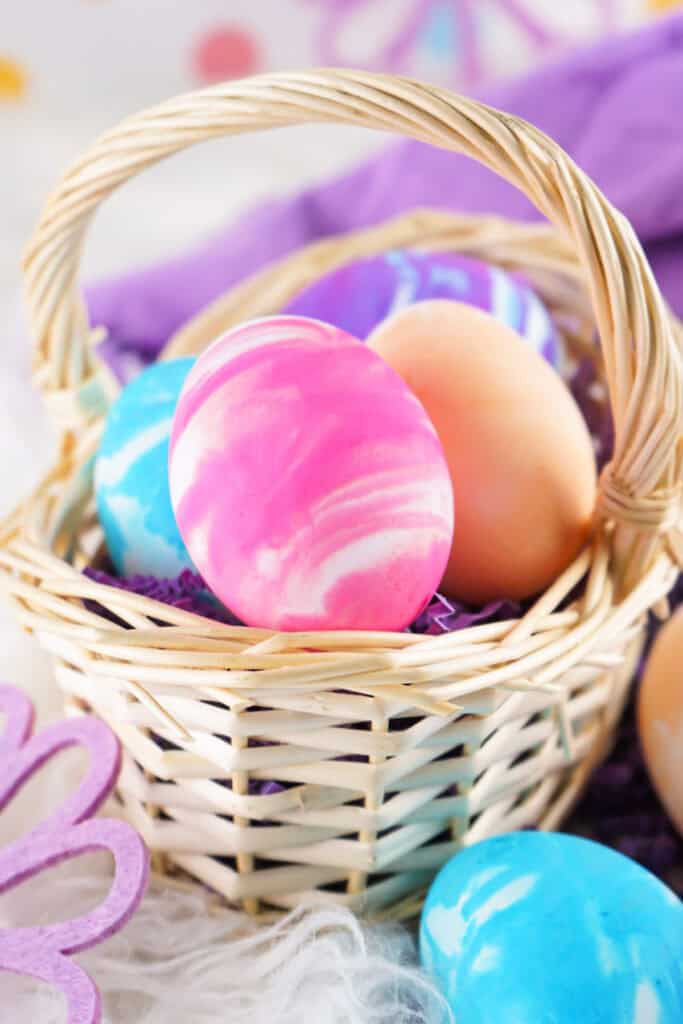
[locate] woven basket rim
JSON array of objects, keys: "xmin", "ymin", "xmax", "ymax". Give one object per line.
[{"xmin": 0, "ymin": 206, "xmax": 677, "ymax": 696}]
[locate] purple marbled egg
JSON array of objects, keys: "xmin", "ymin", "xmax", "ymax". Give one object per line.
[{"xmin": 284, "ymin": 249, "xmax": 560, "ymax": 366}]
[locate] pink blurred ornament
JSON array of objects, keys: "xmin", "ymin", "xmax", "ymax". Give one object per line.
[{"xmin": 192, "ymin": 24, "xmax": 261, "ymax": 84}]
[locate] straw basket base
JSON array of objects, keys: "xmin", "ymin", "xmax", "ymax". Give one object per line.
[
  {"xmin": 2, "ymin": 474, "xmax": 669, "ymax": 918},
  {"xmin": 46, "ymin": 620, "xmax": 643, "ymax": 919}
]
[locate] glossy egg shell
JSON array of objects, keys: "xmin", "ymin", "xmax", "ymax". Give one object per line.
[
  {"xmin": 368, "ymin": 300, "xmax": 597, "ymax": 603},
  {"xmin": 95, "ymin": 358, "xmax": 196, "ymax": 577},
  {"xmin": 169, "ymin": 315, "xmax": 454, "ymax": 632},
  {"xmin": 420, "ymin": 832, "xmax": 683, "ymax": 1024},
  {"xmin": 283, "ymin": 248, "xmax": 561, "ymax": 366},
  {"xmin": 639, "ymin": 606, "xmax": 683, "ymax": 838}
]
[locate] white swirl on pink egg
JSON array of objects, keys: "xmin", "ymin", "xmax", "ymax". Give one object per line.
[{"xmin": 169, "ymin": 316, "xmax": 454, "ymax": 632}]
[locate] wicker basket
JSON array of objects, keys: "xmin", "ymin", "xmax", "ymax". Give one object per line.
[{"xmin": 3, "ymin": 69, "xmax": 683, "ymax": 919}]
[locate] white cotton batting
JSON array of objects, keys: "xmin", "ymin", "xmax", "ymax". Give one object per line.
[{"xmin": 0, "ymin": 873, "xmax": 451, "ymax": 1024}]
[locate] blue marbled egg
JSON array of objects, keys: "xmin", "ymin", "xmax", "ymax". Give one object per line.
[
  {"xmin": 420, "ymin": 832, "xmax": 683, "ymax": 1024},
  {"xmin": 95, "ymin": 358, "xmax": 196, "ymax": 576},
  {"xmin": 283, "ymin": 249, "xmax": 561, "ymax": 367}
]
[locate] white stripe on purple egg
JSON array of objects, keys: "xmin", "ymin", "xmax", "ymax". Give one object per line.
[{"xmin": 283, "ymin": 250, "xmax": 561, "ymax": 366}]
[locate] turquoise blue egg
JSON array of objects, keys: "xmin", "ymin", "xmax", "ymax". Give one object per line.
[
  {"xmin": 420, "ymin": 832, "xmax": 683, "ymax": 1023},
  {"xmin": 95, "ymin": 358, "xmax": 196, "ymax": 577}
]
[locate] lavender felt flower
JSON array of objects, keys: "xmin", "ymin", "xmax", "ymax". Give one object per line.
[{"xmin": 0, "ymin": 684, "xmax": 149, "ymax": 1024}]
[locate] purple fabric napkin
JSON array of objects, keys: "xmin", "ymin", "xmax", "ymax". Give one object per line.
[{"xmin": 87, "ymin": 14, "xmax": 683, "ymax": 377}]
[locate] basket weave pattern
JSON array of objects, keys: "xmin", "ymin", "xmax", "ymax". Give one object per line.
[{"xmin": 2, "ymin": 70, "xmax": 682, "ymax": 917}]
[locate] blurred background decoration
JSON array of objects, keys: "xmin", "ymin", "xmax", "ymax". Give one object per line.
[
  {"xmin": 1, "ymin": 1, "xmax": 656, "ymax": 113},
  {"xmin": 0, "ymin": 0, "xmax": 673, "ymax": 513}
]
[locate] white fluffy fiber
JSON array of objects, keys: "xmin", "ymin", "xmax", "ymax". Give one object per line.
[{"xmin": 0, "ymin": 873, "xmax": 449, "ymax": 1024}]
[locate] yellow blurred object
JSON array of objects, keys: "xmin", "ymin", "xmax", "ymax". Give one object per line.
[
  {"xmin": 649, "ymin": 0, "xmax": 683, "ymax": 11},
  {"xmin": 0, "ymin": 56, "xmax": 27, "ymax": 101}
]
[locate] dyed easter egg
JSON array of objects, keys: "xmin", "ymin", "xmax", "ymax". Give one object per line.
[
  {"xmin": 639, "ymin": 607, "xmax": 683, "ymax": 837},
  {"xmin": 368, "ymin": 300, "xmax": 596, "ymax": 603},
  {"xmin": 420, "ymin": 832, "xmax": 683, "ymax": 1024},
  {"xmin": 95, "ymin": 358, "xmax": 196, "ymax": 577},
  {"xmin": 283, "ymin": 249, "xmax": 560, "ymax": 366},
  {"xmin": 169, "ymin": 315, "xmax": 454, "ymax": 632}
]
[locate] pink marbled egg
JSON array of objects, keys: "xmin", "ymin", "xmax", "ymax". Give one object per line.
[{"xmin": 169, "ymin": 315, "xmax": 454, "ymax": 632}]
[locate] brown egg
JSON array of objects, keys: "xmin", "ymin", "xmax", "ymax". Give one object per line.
[
  {"xmin": 638, "ymin": 607, "xmax": 683, "ymax": 837},
  {"xmin": 367, "ymin": 300, "xmax": 597, "ymax": 603}
]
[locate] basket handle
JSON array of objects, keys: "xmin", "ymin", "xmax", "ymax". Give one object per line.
[{"xmin": 23, "ymin": 68, "xmax": 683, "ymax": 590}]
